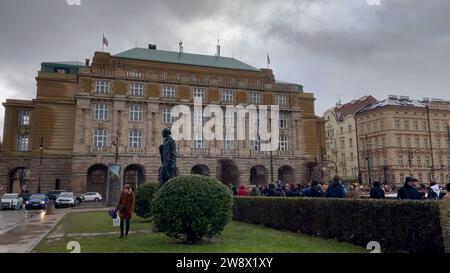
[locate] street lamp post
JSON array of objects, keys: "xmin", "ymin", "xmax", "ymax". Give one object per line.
[
  {"xmin": 112, "ymin": 130, "xmax": 120, "ymax": 164},
  {"xmin": 38, "ymin": 136, "xmax": 44, "ymax": 193},
  {"xmin": 365, "ymin": 134, "xmax": 372, "ymax": 185}
]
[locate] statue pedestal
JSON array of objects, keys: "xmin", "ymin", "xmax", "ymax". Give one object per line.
[{"xmin": 106, "ymin": 164, "xmax": 123, "ymax": 206}]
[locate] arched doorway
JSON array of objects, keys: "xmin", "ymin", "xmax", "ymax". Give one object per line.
[
  {"xmin": 8, "ymin": 168, "xmax": 31, "ymax": 193},
  {"xmin": 87, "ymin": 164, "xmax": 108, "ymax": 196},
  {"xmin": 278, "ymin": 165, "xmax": 295, "ymax": 184},
  {"xmin": 191, "ymin": 165, "xmax": 210, "ymax": 176},
  {"xmin": 124, "ymin": 164, "xmax": 146, "ymax": 190},
  {"xmin": 250, "ymin": 165, "xmax": 267, "ymax": 185},
  {"xmin": 217, "ymin": 159, "xmax": 240, "ymax": 185}
]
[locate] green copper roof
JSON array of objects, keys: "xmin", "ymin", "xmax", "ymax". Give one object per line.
[{"xmin": 114, "ymin": 47, "xmax": 260, "ymax": 72}]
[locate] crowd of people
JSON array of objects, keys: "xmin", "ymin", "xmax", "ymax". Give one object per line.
[{"xmin": 228, "ymin": 175, "xmax": 450, "ymax": 201}]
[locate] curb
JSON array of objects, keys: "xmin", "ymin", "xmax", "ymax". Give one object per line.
[{"xmin": 25, "ymin": 210, "xmax": 69, "ymax": 253}]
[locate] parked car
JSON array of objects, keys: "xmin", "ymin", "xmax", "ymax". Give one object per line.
[
  {"xmin": 82, "ymin": 192, "xmax": 103, "ymax": 202},
  {"xmin": 18, "ymin": 191, "xmax": 31, "ymax": 203},
  {"xmin": 47, "ymin": 190, "xmax": 67, "ymax": 201},
  {"xmin": 55, "ymin": 192, "xmax": 76, "ymax": 208},
  {"xmin": 1, "ymin": 193, "xmax": 23, "ymax": 210},
  {"xmin": 25, "ymin": 194, "xmax": 49, "ymax": 210}
]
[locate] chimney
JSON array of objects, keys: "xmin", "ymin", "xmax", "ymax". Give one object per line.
[
  {"xmin": 85, "ymin": 59, "xmax": 90, "ymax": 66},
  {"xmin": 148, "ymin": 44, "xmax": 157, "ymax": 50}
]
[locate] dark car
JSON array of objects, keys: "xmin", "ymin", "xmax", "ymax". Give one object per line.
[
  {"xmin": 18, "ymin": 191, "xmax": 32, "ymax": 203},
  {"xmin": 25, "ymin": 193, "xmax": 49, "ymax": 210},
  {"xmin": 47, "ymin": 190, "xmax": 67, "ymax": 201}
]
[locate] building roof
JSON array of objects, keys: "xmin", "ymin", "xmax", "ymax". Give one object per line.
[
  {"xmin": 333, "ymin": 95, "xmax": 378, "ymax": 122},
  {"xmin": 40, "ymin": 61, "xmax": 88, "ymax": 75},
  {"xmin": 357, "ymin": 95, "xmax": 427, "ymax": 114},
  {"xmin": 114, "ymin": 47, "xmax": 260, "ymax": 72}
]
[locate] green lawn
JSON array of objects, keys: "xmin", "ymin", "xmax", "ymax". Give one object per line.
[{"xmin": 34, "ymin": 211, "xmax": 367, "ymax": 253}]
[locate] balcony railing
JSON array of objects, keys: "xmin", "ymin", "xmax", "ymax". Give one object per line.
[
  {"xmin": 127, "ymin": 147, "xmax": 145, "ymax": 154},
  {"xmin": 221, "ymin": 149, "xmax": 239, "ymax": 156},
  {"xmin": 191, "ymin": 148, "xmax": 210, "ymax": 156},
  {"xmin": 90, "ymin": 146, "xmax": 112, "ymax": 154}
]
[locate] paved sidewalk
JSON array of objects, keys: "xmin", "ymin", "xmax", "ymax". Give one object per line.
[{"xmin": 0, "ymin": 207, "xmax": 109, "ymax": 253}]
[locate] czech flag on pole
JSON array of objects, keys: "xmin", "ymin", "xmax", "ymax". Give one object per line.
[{"xmin": 103, "ymin": 34, "xmax": 109, "ymax": 48}]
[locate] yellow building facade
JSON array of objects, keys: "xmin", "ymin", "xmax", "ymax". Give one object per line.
[{"xmin": 0, "ymin": 46, "xmax": 325, "ymax": 195}]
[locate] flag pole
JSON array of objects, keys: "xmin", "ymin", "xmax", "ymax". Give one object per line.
[{"xmin": 102, "ymin": 34, "xmax": 104, "ymax": 52}]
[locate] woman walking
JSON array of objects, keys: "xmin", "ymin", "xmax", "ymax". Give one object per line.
[{"xmin": 115, "ymin": 184, "xmax": 135, "ymax": 239}]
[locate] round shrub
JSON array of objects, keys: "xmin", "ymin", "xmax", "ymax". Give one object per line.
[
  {"xmin": 134, "ymin": 183, "xmax": 159, "ymax": 219},
  {"xmin": 151, "ymin": 175, "xmax": 233, "ymax": 244}
]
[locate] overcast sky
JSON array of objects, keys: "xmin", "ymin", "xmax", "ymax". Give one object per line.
[{"xmin": 1, "ymin": 0, "xmax": 450, "ymax": 139}]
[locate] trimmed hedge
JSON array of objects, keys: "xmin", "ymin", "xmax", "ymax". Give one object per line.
[
  {"xmin": 151, "ymin": 175, "xmax": 233, "ymax": 244},
  {"xmin": 233, "ymin": 197, "xmax": 450, "ymax": 253},
  {"xmin": 134, "ymin": 183, "xmax": 159, "ymax": 219}
]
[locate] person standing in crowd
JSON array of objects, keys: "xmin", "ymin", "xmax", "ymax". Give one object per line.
[
  {"xmin": 259, "ymin": 185, "xmax": 269, "ymax": 196},
  {"xmin": 249, "ymin": 185, "xmax": 261, "ymax": 196},
  {"xmin": 397, "ymin": 177, "xmax": 421, "ymax": 200},
  {"xmin": 275, "ymin": 183, "xmax": 286, "ymax": 197},
  {"xmin": 427, "ymin": 182, "xmax": 440, "ymax": 200},
  {"xmin": 444, "ymin": 183, "xmax": 450, "ymax": 200},
  {"xmin": 370, "ymin": 181, "xmax": 385, "ymax": 199},
  {"xmin": 286, "ymin": 184, "xmax": 301, "ymax": 197},
  {"xmin": 238, "ymin": 185, "xmax": 249, "ymax": 196},
  {"xmin": 302, "ymin": 182, "xmax": 312, "ymax": 197},
  {"xmin": 309, "ymin": 180, "xmax": 324, "ymax": 197},
  {"xmin": 418, "ymin": 184, "xmax": 427, "ymax": 199},
  {"xmin": 325, "ymin": 175, "xmax": 346, "ymax": 198},
  {"xmin": 115, "ymin": 184, "xmax": 135, "ymax": 239},
  {"xmin": 267, "ymin": 183, "xmax": 277, "ymax": 197}
]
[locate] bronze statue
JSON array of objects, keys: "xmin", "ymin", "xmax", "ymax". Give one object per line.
[{"xmin": 159, "ymin": 128, "xmax": 177, "ymax": 185}]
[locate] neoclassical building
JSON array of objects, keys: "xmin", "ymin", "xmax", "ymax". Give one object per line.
[
  {"xmin": 0, "ymin": 45, "xmax": 325, "ymax": 195},
  {"xmin": 355, "ymin": 95, "xmax": 450, "ymax": 186},
  {"xmin": 323, "ymin": 96, "xmax": 377, "ymax": 180}
]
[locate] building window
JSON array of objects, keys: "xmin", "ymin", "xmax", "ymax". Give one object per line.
[
  {"xmin": 413, "ymin": 120, "xmax": 418, "ymax": 131},
  {"xmin": 275, "ymin": 94, "xmax": 287, "ymax": 106},
  {"xmin": 279, "ymin": 136, "xmax": 289, "ymax": 151},
  {"xmin": 94, "ymin": 104, "xmax": 108, "ymax": 120},
  {"xmin": 423, "ymin": 138, "xmax": 429, "ymax": 148},
  {"xmin": 340, "ymin": 127, "xmax": 344, "ymax": 134},
  {"xmin": 222, "ymin": 90, "xmax": 234, "ymax": 103},
  {"xmin": 348, "ymin": 125, "xmax": 352, "ymax": 132},
  {"xmin": 349, "ymin": 138, "xmax": 353, "ymax": 148},
  {"xmin": 436, "ymin": 138, "xmax": 441, "ymax": 148},
  {"xmin": 381, "ymin": 137, "xmax": 386, "ymax": 147},
  {"xmin": 95, "ymin": 81, "xmax": 110, "ymax": 94},
  {"xmin": 421, "ymin": 120, "xmax": 427, "ymax": 131},
  {"xmin": 396, "ymin": 136, "xmax": 402, "ymax": 147},
  {"xmin": 398, "ymin": 155, "xmax": 404, "ymax": 166},
  {"xmin": 380, "ymin": 120, "xmax": 385, "ymax": 130},
  {"xmin": 435, "ymin": 120, "xmax": 440, "ymax": 131},
  {"xmin": 161, "ymin": 107, "xmax": 175, "ymax": 124},
  {"xmin": 415, "ymin": 138, "xmax": 420, "ymax": 148},
  {"xmin": 162, "ymin": 85, "xmax": 176, "ymax": 98},
  {"xmin": 404, "ymin": 119, "xmax": 410, "ymax": 130},
  {"xmin": 129, "ymin": 105, "xmax": 143, "ymax": 122},
  {"xmin": 340, "ymin": 139, "xmax": 345, "ymax": 149},
  {"xmin": 193, "ymin": 88, "xmax": 206, "ymax": 101},
  {"xmin": 250, "ymin": 139, "xmax": 261, "ymax": 151},
  {"xmin": 405, "ymin": 136, "xmax": 411, "ymax": 148},
  {"xmin": 130, "ymin": 82, "xmax": 144, "ymax": 96},
  {"xmin": 128, "ymin": 129, "xmax": 142, "ymax": 147},
  {"xmin": 394, "ymin": 119, "xmax": 400, "ymax": 129},
  {"xmin": 249, "ymin": 92, "xmax": 261, "ymax": 104},
  {"xmin": 194, "ymin": 132, "xmax": 205, "ymax": 149},
  {"xmin": 350, "ymin": 152, "xmax": 354, "ymax": 161},
  {"xmin": 374, "ymin": 121, "xmax": 379, "ymax": 132},
  {"xmin": 18, "ymin": 110, "xmax": 31, "ymax": 126},
  {"xmin": 425, "ymin": 155, "xmax": 431, "ymax": 167},
  {"xmin": 93, "ymin": 129, "xmax": 107, "ymax": 147},
  {"xmin": 16, "ymin": 135, "xmax": 29, "ymax": 151},
  {"xmin": 416, "ymin": 155, "xmax": 422, "ymax": 166},
  {"xmin": 279, "ymin": 112, "xmax": 288, "ymax": 129},
  {"xmin": 224, "ymin": 135, "xmax": 235, "ymax": 150}
]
